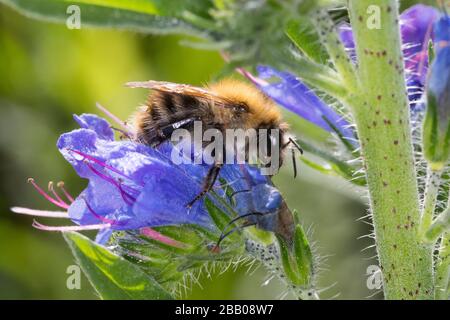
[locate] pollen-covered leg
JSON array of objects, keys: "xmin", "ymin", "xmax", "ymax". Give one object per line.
[{"xmin": 186, "ymin": 163, "xmax": 223, "ymax": 208}]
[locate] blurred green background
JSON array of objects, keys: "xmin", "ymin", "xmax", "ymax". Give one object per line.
[{"xmin": 0, "ymin": 4, "xmax": 378, "ymax": 299}]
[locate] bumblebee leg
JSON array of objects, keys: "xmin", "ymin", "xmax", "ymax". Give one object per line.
[
  {"xmin": 186, "ymin": 163, "xmax": 223, "ymax": 208},
  {"xmin": 282, "ymin": 137, "xmax": 303, "ymax": 178},
  {"xmin": 282, "ymin": 137, "xmax": 304, "ymax": 154},
  {"xmin": 291, "ymin": 148, "xmax": 298, "ymax": 178}
]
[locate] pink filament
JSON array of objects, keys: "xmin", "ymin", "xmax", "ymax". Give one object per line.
[
  {"xmin": 96, "ymin": 102, "xmax": 133, "ymax": 136},
  {"xmin": 57, "ymin": 181, "xmax": 74, "ymax": 203},
  {"xmin": 11, "ymin": 207, "xmax": 68, "ymax": 218},
  {"xmin": 33, "ymin": 220, "xmax": 110, "ymax": 231},
  {"xmin": 84, "ymin": 162, "xmax": 136, "ymax": 205},
  {"xmin": 140, "ymin": 227, "xmax": 187, "ymax": 249},
  {"xmin": 220, "ymin": 51, "xmax": 268, "ymax": 86},
  {"xmin": 48, "ymin": 182, "xmax": 69, "ymax": 208},
  {"xmin": 28, "ymin": 178, "xmax": 69, "ymax": 209},
  {"xmin": 69, "ymin": 149, "xmax": 143, "ymax": 186}
]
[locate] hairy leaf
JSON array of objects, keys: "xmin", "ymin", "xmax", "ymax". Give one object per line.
[{"xmin": 64, "ymin": 231, "xmax": 173, "ymax": 300}]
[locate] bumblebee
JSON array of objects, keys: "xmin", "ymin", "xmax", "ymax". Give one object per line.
[{"xmin": 127, "ymin": 79, "xmax": 302, "ymax": 207}]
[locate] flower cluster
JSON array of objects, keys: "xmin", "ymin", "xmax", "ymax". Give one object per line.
[
  {"xmin": 255, "ymin": 4, "xmax": 440, "ymax": 138},
  {"xmin": 14, "ymin": 113, "xmax": 288, "ymax": 246}
]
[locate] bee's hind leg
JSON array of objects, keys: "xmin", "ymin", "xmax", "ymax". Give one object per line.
[{"xmin": 186, "ymin": 163, "xmax": 223, "ymax": 208}]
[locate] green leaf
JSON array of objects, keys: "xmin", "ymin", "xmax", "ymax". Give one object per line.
[
  {"xmin": 0, "ymin": 0, "xmax": 206, "ymax": 37},
  {"xmin": 204, "ymin": 197, "xmax": 231, "ymax": 231},
  {"xmin": 63, "ymin": 231, "xmax": 173, "ymax": 300},
  {"xmin": 2, "ymin": 0, "xmax": 213, "ymax": 16},
  {"xmin": 293, "ymin": 224, "xmax": 313, "ymax": 286},
  {"xmin": 285, "ymin": 19, "xmax": 328, "ymax": 64}
]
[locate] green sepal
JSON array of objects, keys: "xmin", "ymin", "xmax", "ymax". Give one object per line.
[
  {"xmin": 423, "ymin": 91, "xmax": 450, "ymax": 170},
  {"xmin": 63, "ymin": 231, "xmax": 173, "ymax": 300},
  {"xmin": 276, "ymin": 224, "xmax": 313, "ymax": 287}
]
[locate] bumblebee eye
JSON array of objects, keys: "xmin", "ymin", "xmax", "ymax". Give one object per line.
[{"xmin": 233, "ymin": 102, "xmax": 248, "ymax": 113}]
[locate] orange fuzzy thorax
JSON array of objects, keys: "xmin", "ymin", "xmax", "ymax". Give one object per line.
[{"xmin": 208, "ymin": 79, "xmax": 283, "ymax": 129}]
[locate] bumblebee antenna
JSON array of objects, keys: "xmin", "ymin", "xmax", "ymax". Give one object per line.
[{"xmin": 289, "ymin": 137, "xmax": 304, "ymax": 154}]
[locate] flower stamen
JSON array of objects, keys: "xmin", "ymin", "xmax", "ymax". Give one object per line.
[
  {"xmin": 28, "ymin": 178, "xmax": 69, "ymax": 209},
  {"xmin": 69, "ymin": 149, "xmax": 143, "ymax": 186},
  {"xmin": 48, "ymin": 181, "xmax": 69, "ymax": 207},
  {"xmin": 57, "ymin": 181, "xmax": 74, "ymax": 203},
  {"xmin": 84, "ymin": 161, "xmax": 137, "ymax": 205},
  {"xmin": 32, "ymin": 219, "xmax": 110, "ymax": 231},
  {"xmin": 96, "ymin": 102, "xmax": 134, "ymax": 137},
  {"xmin": 11, "ymin": 206, "xmax": 68, "ymax": 218}
]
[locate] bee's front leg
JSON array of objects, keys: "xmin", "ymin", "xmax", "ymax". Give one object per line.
[{"xmin": 186, "ymin": 163, "xmax": 223, "ymax": 208}]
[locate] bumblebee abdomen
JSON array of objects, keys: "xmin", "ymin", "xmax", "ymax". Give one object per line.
[{"xmin": 135, "ymin": 91, "xmax": 214, "ymax": 146}]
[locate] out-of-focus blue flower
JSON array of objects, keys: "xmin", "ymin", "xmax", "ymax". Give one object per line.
[
  {"xmin": 423, "ymin": 13, "xmax": 450, "ymax": 168},
  {"xmin": 428, "ymin": 13, "xmax": 450, "ymax": 106},
  {"xmin": 256, "ymin": 66, "xmax": 355, "ymax": 143}
]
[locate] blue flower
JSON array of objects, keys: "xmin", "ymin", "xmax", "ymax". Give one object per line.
[
  {"xmin": 423, "ymin": 13, "xmax": 450, "ymax": 167},
  {"xmin": 14, "ymin": 113, "xmax": 284, "ymax": 244},
  {"xmin": 256, "ymin": 65, "xmax": 355, "ymax": 143}
]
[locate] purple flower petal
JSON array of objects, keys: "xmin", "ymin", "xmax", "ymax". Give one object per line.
[
  {"xmin": 133, "ymin": 167, "xmax": 212, "ymax": 228},
  {"xmin": 257, "ymin": 65, "xmax": 354, "ymax": 142},
  {"xmin": 401, "ymin": 5, "xmax": 439, "ymax": 85},
  {"xmin": 73, "ymin": 113, "xmax": 114, "ymax": 141}
]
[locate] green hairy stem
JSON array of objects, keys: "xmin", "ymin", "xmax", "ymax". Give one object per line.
[
  {"xmin": 345, "ymin": 0, "xmax": 434, "ymax": 299},
  {"xmin": 434, "ymin": 192, "xmax": 450, "ymax": 299},
  {"xmin": 420, "ymin": 168, "xmax": 444, "ymax": 238},
  {"xmin": 436, "ymin": 234, "xmax": 450, "ymax": 299},
  {"xmin": 312, "ymin": 9, "xmax": 357, "ymax": 90}
]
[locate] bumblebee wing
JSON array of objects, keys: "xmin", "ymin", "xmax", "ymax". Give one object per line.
[{"xmin": 126, "ymin": 80, "xmax": 233, "ymax": 107}]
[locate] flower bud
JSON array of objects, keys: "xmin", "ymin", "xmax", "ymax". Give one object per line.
[
  {"xmin": 423, "ymin": 14, "xmax": 450, "ymax": 170},
  {"xmin": 277, "ymin": 224, "xmax": 314, "ymax": 288}
]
